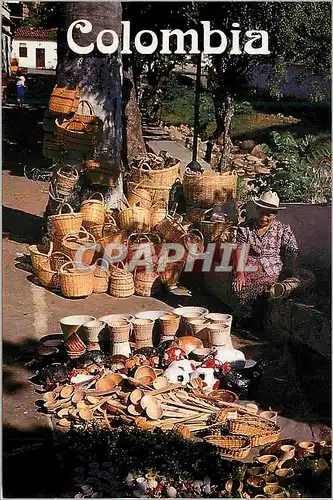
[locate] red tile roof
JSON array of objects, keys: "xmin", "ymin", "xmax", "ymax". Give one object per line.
[{"xmin": 14, "ymin": 27, "xmax": 57, "ymax": 41}]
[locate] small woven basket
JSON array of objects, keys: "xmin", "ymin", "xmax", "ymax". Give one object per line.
[
  {"xmin": 150, "ymin": 201, "xmax": 168, "ymax": 228},
  {"xmin": 132, "ymin": 318, "xmax": 154, "ymax": 342},
  {"xmin": 59, "ymin": 261, "xmax": 94, "ymax": 298},
  {"xmin": 127, "ymin": 181, "xmax": 152, "ymax": 210},
  {"xmin": 204, "ymin": 435, "xmax": 251, "ymax": 459},
  {"xmin": 198, "ymin": 209, "xmax": 234, "ymax": 244},
  {"xmin": 134, "ymin": 269, "xmax": 162, "ymax": 297},
  {"xmin": 109, "ymin": 262, "xmax": 135, "ymax": 298},
  {"xmin": 158, "ymin": 314, "xmax": 180, "ymax": 336},
  {"xmin": 49, "ymin": 252, "xmax": 72, "ymax": 271},
  {"xmin": 61, "ymin": 227, "xmax": 96, "ymax": 266},
  {"xmin": 118, "ymin": 200, "xmax": 151, "ymax": 233},
  {"xmin": 109, "ymin": 320, "xmax": 132, "ymax": 343},
  {"xmin": 80, "ymin": 192, "xmax": 105, "ymax": 229},
  {"xmin": 52, "ymin": 166, "xmax": 79, "ymax": 199},
  {"xmin": 29, "ymin": 241, "xmax": 53, "ymax": 272},
  {"xmin": 49, "ymin": 203, "xmax": 83, "ymax": 241},
  {"xmin": 93, "ymin": 258, "xmax": 110, "ymax": 293},
  {"xmin": 159, "ymin": 259, "xmax": 185, "ymax": 290},
  {"xmin": 207, "ymin": 323, "xmax": 232, "ymax": 347},
  {"xmin": 155, "ymin": 213, "xmax": 186, "ymax": 243}
]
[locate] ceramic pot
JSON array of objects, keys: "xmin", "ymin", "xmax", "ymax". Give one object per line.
[
  {"xmin": 298, "ymin": 441, "xmax": 315, "ymax": 454},
  {"xmin": 204, "ymin": 313, "xmax": 233, "ymax": 327},
  {"xmin": 59, "ymin": 315, "xmax": 96, "ymax": 339},
  {"xmin": 214, "ymin": 347, "xmax": 246, "ymax": 369},
  {"xmin": 164, "ymin": 361, "xmax": 191, "ymax": 386},
  {"xmin": 246, "ymin": 476, "xmax": 265, "ymax": 491},
  {"xmin": 275, "ymin": 468, "xmax": 294, "ymax": 488},
  {"xmin": 263, "ymin": 475, "xmax": 279, "ymax": 486},
  {"xmin": 111, "ymin": 341, "xmax": 131, "ymax": 357},
  {"xmin": 263, "ymin": 485, "xmax": 289, "ymax": 498},
  {"xmin": 190, "ymin": 367, "xmax": 220, "ymax": 392},
  {"xmin": 278, "ymin": 445, "xmax": 295, "ymax": 467},
  {"xmin": 178, "ymin": 336, "xmax": 203, "ymax": 355},
  {"xmin": 189, "ymin": 347, "xmax": 212, "ymax": 363},
  {"xmin": 257, "ymin": 455, "xmax": 279, "ymax": 473}
]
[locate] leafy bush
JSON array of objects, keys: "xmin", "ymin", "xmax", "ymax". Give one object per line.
[
  {"xmin": 250, "ymin": 131, "xmax": 331, "ymax": 204},
  {"xmin": 234, "ymin": 101, "xmax": 255, "ymax": 116}
]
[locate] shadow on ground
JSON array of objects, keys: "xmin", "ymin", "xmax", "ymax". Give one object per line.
[{"xmin": 3, "ymin": 206, "xmax": 45, "ymax": 244}]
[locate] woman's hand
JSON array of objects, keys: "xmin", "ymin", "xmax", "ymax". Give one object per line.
[{"xmin": 234, "ymin": 273, "xmax": 246, "ymax": 293}]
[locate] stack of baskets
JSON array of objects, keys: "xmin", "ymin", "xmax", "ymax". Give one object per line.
[{"xmin": 132, "ymin": 318, "xmax": 154, "ymax": 349}]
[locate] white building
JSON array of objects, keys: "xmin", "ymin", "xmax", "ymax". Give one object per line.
[{"xmin": 11, "ymin": 27, "xmax": 57, "ymax": 70}]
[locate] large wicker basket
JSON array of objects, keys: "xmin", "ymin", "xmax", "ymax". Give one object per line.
[
  {"xmin": 55, "ymin": 113, "xmax": 99, "ymax": 155},
  {"xmin": 49, "ymin": 85, "xmax": 80, "ymax": 114},
  {"xmin": 183, "ymin": 170, "xmax": 237, "ymax": 208},
  {"xmin": 109, "ymin": 262, "xmax": 134, "ymax": 298},
  {"xmin": 49, "ymin": 203, "xmax": 83, "ymax": 241},
  {"xmin": 80, "ymin": 192, "xmax": 105, "ymax": 229},
  {"xmin": 154, "ymin": 213, "xmax": 186, "ymax": 243},
  {"xmin": 59, "ymin": 261, "xmax": 94, "ymax": 298}
]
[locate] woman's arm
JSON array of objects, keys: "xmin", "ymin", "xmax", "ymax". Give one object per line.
[
  {"xmin": 233, "ymin": 226, "xmax": 248, "ymax": 292},
  {"xmin": 280, "ymin": 225, "xmax": 299, "ymax": 278}
]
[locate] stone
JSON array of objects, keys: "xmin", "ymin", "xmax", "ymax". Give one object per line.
[
  {"xmin": 240, "ymin": 139, "xmax": 256, "ymax": 152},
  {"xmin": 168, "ymin": 126, "xmax": 183, "ymax": 141}
]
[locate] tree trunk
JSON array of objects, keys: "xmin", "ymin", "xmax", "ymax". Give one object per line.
[
  {"xmin": 123, "ymin": 58, "xmax": 146, "ymax": 166},
  {"xmin": 47, "ymin": 1, "xmax": 123, "ymax": 212}
]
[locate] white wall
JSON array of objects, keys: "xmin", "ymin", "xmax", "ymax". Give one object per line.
[{"xmin": 12, "ymin": 39, "xmax": 57, "ymax": 69}]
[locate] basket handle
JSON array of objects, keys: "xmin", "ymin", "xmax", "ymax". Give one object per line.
[
  {"xmin": 186, "ymin": 228, "xmax": 204, "ymax": 243},
  {"xmin": 104, "ymin": 214, "xmax": 117, "ymax": 227},
  {"xmin": 94, "ymin": 258, "xmax": 110, "ymax": 273},
  {"xmin": 57, "ymin": 117, "xmax": 89, "ymax": 132},
  {"xmin": 57, "ymin": 202, "xmax": 74, "ymax": 215},
  {"xmin": 127, "ymin": 232, "xmax": 151, "ymax": 246},
  {"xmin": 59, "ymin": 261, "xmax": 75, "ymax": 274},
  {"xmin": 57, "ymin": 166, "xmax": 79, "ymax": 180},
  {"xmin": 88, "ymin": 192, "xmax": 104, "ymax": 203},
  {"xmin": 46, "ymin": 240, "xmax": 54, "ymax": 256},
  {"xmin": 118, "ymin": 198, "xmax": 130, "ymax": 211},
  {"xmin": 76, "ymin": 99, "xmax": 95, "ymax": 117},
  {"xmin": 202, "ymin": 208, "xmax": 214, "ymax": 221},
  {"xmin": 150, "ymin": 200, "xmax": 167, "ymax": 211}
]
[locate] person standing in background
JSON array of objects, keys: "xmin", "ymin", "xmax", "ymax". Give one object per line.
[{"xmin": 16, "ymin": 71, "xmax": 26, "ymax": 108}]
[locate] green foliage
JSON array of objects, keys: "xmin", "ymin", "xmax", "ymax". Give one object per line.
[
  {"xmin": 250, "ymin": 131, "xmax": 331, "ymax": 204},
  {"xmin": 21, "ymin": 2, "xmax": 60, "ymax": 28}
]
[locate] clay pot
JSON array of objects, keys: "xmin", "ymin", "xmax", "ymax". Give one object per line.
[
  {"xmin": 189, "ymin": 347, "xmax": 212, "ymax": 362},
  {"xmin": 204, "ymin": 313, "xmax": 233, "ymax": 327},
  {"xmin": 247, "ymin": 466, "xmax": 266, "ymax": 477},
  {"xmin": 263, "ymin": 485, "xmax": 290, "ymax": 497},
  {"xmin": 59, "ymin": 315, "xmax": 96, "ymax": 339},
  {"xmin": 177, "ymin": 336, "xmax": 203, "ymax": 355},
  {"xmin": 257, "ymin": 455, "xmax": 279, "ymax": 473},
  {"xmin": 263, "ymin": 475, "xmax": 279, "ymax": 486},
  {"xmin": 275, "ymin": 469, "xmax": 294, "ymax": 480},
  {"xmin": 246, "ymin": 476, "xmax": 265, "ymax": 490},
  {"xmin": 278, "ymin": 445, "xmax": 295, "ymax": 467},
  {"xmin": 298, "ymin": 441, "xmax": 315, "ymax": 454},
  {"xmin": 260, "ymin": 410, "xmax": 279, "ymax": 423}
]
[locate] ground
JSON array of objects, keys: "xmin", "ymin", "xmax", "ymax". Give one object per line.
[{"xmin": 2, "ymin": 94, "xmax": 331, "ymax": 497}]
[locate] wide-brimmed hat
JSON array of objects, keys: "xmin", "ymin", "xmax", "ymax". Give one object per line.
[{"xmin": 253, "ymin": 191, "xmax": 286, "ymax": 210}]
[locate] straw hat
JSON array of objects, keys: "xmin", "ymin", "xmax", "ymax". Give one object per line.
[{"xmin": 253, "ymin": 191, "xmax": 285, "ymax": 210}]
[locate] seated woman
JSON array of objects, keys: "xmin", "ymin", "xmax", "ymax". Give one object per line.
[{"xmin": 233, "ymin": 191, "xmax": 298, "ymax": 328}]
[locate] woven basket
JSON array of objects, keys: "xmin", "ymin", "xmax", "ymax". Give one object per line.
[
  {"xmin": 183, "ymin": 170, "xmax": 237, "ymax": 208},
  {"xmin": 159, "ymin": 260, "xmax": 185, "ymax": 290},
  {"xmin": 52, "ymin": 166, "xmax": 79, "ymax": 199},
  {"xmin": 55, "ymin": 114, "xmax": 99, "ymax": 155},
  {"xmin": 185, "ymin": 207, "xmax": 207, "ymax": 224},
  {"xmin": 59, "ymin": 261, "xmax": 94, "ymax": 298},
  {"xmin": 204, "ymin": 435, "xmax": 251, "ymax": 459},
  {"xmin": 183, "ymin": 229, "xmax": 205, "ymax": 257},
  {"xmin": 128, "ymin": 181, "xmax": 171, "ymax": 205},
  {"xmin": 74, "ymin": 100, "xmax": 99, "ymax": 126},
  {"xmin": 127, "ymin": 181, "xmax": 152, "ymax": 210},
  {"xmin": 80, "ymin": 192, "xmax": 105, "ymax": 229},
  {"xmin": 97, "ymin": 223, "xmax": 127, "ymax": 256},
  {"xmin": 61, "ymin": 228, "xmax": 96, "ymax": 266},
  {"xmin": 155, "ymin": 213, "xmax": 186, "ymax": 243},
  {"xmin": 118, "ymin": 201, "xmax": 151, "ymax": 233},
  {"xmin": 134, "ymin": 269, "xmax": 162, "ymax": 297},
  {"xmin": 109, "ymin": 319, "xmax": 131, "ymax": 343},
  {"xmin": 29, "ymin": 241, "xmax": 53, "ymax": 272},
  {"xmin": 49, "ymin": 203, "xmax": 83, "ymax": 240},
  {"xmin": 130, "ymin": 162, "xmax": 180, "ymax": 188},
  {"xmin": 36, "ymin": 262, "xmax": 59, "ymax": 289},
  {"xmin": 132, "ymin": 318, "xmax": 154, "ymax": 342},
  {"xmin": 127, "ymin": 233, "xmax": 160, "ymax": 268},
  {"xmin": 109, "ymin": 262, "xmax": 134, "ymax": 298},
  {"xmin": 49, "ymin": 252, "xmax": 72, "ymax": 271},
  {"xmin": 93, "ymin": 258, "xmax": 110, "ymax": 293},
  {"xmin": 207, "ymin": 323, "xmax": 232, "ymax": 347},
  {"xmin": 90, "ymin": 216, "xmax": 117, "ymax": 241},
  {"xmin": 150, "ymin": 201, "xmax": 168, "ymax": 228},
  {"xmin": 198, "ymin": 209, "xmax": 234, "ymax": 244},
  {"xmin": 49, "ymin": 85, "xmax": 80, "ymax": 114},
  {"xmin": 158, "ymin": 314, "xmax": 180, "ymax": 336},
  {"xmin": 229, "ymin": 418, "xmax": 281, "ymax": 446},
  {"xmin": 43, "ymin": 133, "xmax": 63, "ymax": 159}
]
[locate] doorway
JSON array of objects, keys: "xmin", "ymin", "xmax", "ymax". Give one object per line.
[{"xmin": 36, "ymin": 48, "xmax": 45, "ymax": 68}]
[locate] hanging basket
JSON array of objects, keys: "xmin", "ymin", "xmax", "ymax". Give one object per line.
[
  {"xmin": 80, "ymin": 192, "xmax": 105, "ymax": 229},
  {"xmin": 59, "ymin": 261, "xmax": 94, "ymax": 298},
  {"xmin": 49, "ymin": 203, "xmax": 83, "ymax": 240},
  {"xmin": 118, "ymin": 200, "xmax": 151, "ymax": 233},
  {"xmin": 28, "ymin": 241, "xmax": 53, "ymax": 272},
  {"xmin": 183, "ymin": 170, "xmax": 237, "ymax": 208},
  {"xmin": 109, "ymin": 262, "xmax": 134, "ymax": 298},
  {"xmin": 61, "ymin": 227, "xmax": 96, "ymax": 266},
  {"xmin": 51, "ymin": 166, "xmax": 79, "ymax": 199},
  {"xmin": 49, "ymin": 85, "xmax": 80, "ymax": 114},
  {"xmin": 93, "ymin": 258, "xmax": 110, "ymax": 294},
  {"xmin": 134, "ymin": 269, "xmax": 162, "ymax": 297}
]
